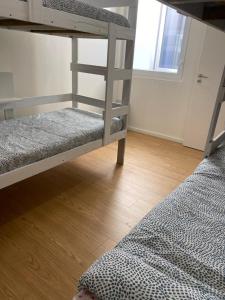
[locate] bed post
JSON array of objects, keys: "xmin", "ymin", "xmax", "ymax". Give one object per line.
[
  {"xmin": 72, "ymin": 38, "xmax": 78, "ymax": 108},
  {"xmin": 204, "ymin": 66, "xmax": 225, "ymax": 157},
  {"xmin": 28, "ymin": 0, "xmax": 43, "ymax": 22},
  {"xmin": 104, "ymin": 23, "xmax": 117, "ymax": 146},
  {"xmin": 117, "ymin": 1, "xmax": 138, "ymax": 165}
]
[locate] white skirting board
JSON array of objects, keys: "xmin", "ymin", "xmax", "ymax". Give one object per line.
[{"xmin": 128, "ymin": 126, "xmax": 183, "ymax": 144}]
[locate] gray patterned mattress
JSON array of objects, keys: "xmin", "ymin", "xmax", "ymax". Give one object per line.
[
  {"xmin": 78, "ymin": 146, "xmax": 225, "ymax": 299},
  {"xmin": 20, "ymin": 0, "xmax": 130, "ymax": 27},
  {"xmin": 0, "ymin": 108, "xmax": 122, "ymax": 175}
]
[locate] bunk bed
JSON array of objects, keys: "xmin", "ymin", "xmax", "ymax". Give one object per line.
[
  {"xmin": 0, "ymin": 0, "xmax": 138, "ymax": 189},
  {"xmin": 75, "ymin": 1, "xmax": 225, "ymax": 299}
]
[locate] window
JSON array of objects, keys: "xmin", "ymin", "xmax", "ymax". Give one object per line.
[{"xmin": 134, "ymin": 0, "xmax": 189, "ymax": 76}]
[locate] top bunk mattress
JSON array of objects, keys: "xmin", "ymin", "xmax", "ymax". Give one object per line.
[
  {"xmin": 0, "ymin": 108, "xmax": 123, "ymax": 175},
  {"xmin": 20, "ymin": 0, "xmax": 130, "ymax": 28},
  {"xmin": 78, "ymin": 146, "xmax": 225, "ymax": 299}
]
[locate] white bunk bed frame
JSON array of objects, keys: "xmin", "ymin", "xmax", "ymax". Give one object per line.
[{"xmin": 0, "ymin": 0, "xmax": 138, "ymax": 189}]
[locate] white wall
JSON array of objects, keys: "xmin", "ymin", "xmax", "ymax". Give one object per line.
[
  {"xmin": 0, "ymin": 29, "xmax": 72, "ymax": 97},
  {"xmin": 78, "ymin": 39, "xmax": 107, "ymax": 102},
  {"xmin": 129, "ymin": 19, "xmax": 206, "ymax": 143},
  {"xmin": 0, "ymin": 28, "xmax": 72, "ymax": 119},
  {"xmin": 0, "ymin": 30, "xmax": 112, "ymax": 118}
]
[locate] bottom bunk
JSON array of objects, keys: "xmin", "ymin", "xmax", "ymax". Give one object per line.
[
  {"xmin": 0, "ymin": 107, "xmax": 123, "ymax": 188},
  {"xmin": 76, "ymin": 145, "xmax": 225, "ymax": 299}
]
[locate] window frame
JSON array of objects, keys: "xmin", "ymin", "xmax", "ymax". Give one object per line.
[{"xmin": 133, "ymin": 6, "xmax": 191, "ymax": 82}]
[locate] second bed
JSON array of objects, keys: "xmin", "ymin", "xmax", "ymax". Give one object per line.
[{"xmin": 77, "ymin": 145, "xmax": 225, "ymax": 299}]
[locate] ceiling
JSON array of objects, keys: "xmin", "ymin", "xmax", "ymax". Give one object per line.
[{"xmin": 159, "ymin": 0, "xmax": 225, "ymax": 31}]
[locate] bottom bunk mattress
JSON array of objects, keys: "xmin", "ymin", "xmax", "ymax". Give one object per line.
[
  {"xmin": 0, "ymin": 108, "xmax": 123, "ymax": 175},
  {"xmin": 78, "ymin": 146, "xmax": 225, "ymax": 299}
]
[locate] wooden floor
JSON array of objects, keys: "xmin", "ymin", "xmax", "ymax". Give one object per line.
[{"xmin": 0, "ymin": 132, "xmax": 202, "ymax": 300}]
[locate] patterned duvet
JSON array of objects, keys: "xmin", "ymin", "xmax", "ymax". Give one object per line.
[
  {"xmin": 20, "ymin": 0, "xmax": 130, "ymax": 27},
  {"xmin": 78, "ymin": 146, "xmax": 225, "ymax": 299}
]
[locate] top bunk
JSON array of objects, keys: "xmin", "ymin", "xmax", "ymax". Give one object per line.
[
  {"xmin": 0, "ymin": 0, "xmax": 137, "ymax": 39},
  {"xmin": 159, "ymin": 0, "xmax": 225, "ymax": 32}
]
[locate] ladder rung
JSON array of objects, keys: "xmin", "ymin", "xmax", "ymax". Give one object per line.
[
  {"xmin": 71, "ymin": 63, "xmax": 107, "ymax": 76},
  {"xmin": 112, "ymin": 105, "xmax": 129, "ymax": 117},
  {"xmin": 74, "ymin": 94, "xmax": 124, "ymax": 109},
  {"xmin": 75, "ymin": 95, "xmax": 105, "ymax": 108},
  {"xmin": 71, "ymin": 63, "xmax": 132, "ymax": 81}
]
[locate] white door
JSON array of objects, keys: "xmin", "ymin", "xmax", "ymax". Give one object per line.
[{"xmin": 183, "ymin": 25, "xmax": 225, "ymax": 150}]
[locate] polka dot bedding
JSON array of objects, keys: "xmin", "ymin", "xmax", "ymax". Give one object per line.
[
  {"xmin": 19, "ymin": 0, "xmax": 130, "ymax": 27},
  {"xmin": 42, "ymin": 0, "xmax": 130, "ymax": 27},
  {"xmin": 78, "ymin": 146, "xmax": 225, "ymax": 299}
]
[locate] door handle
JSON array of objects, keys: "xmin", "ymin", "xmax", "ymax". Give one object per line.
[
  {"xmin": 198, "ymin": 74, "xmax": 208, "ymax": 79},
  {"xmin": 197, "ymin": 74, "xmax": 208, "ymax": 83}
]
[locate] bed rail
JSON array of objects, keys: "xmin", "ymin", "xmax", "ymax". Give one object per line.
[
  {"xmin": 0, "ymin": 0, "xmax": 136, "ymax": 38},
  {"xmin": 0, "ymin": 94, "xmax": 73, "ymax": 109},
  {"xmin": 81, "ymin": 0, "xmax": 138, "ymax": 28},
  {"xmin": 0, "ymin": 94, "xmax": 73, "ymax": 120},
  {"xmin": 82, "ymin": 0, "xmax": 134, "ymax": 7},
  {"xmin": 0, "ymin": 139, "xmax": 103, "ymax": 190},
  {"xmin": 0, "ymin": 0, "xmax": 28, "ymax": 21}
]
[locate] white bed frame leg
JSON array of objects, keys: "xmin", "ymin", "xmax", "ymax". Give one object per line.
[
  {"xmin": 72, "ymin": 37, "xmax": 78, "ymax": 108},
  {"xmin": 117, "ymin": 2, "xmax": 137, "ymax": 165},
  {"xmin": 117, "ymin": 138, "xmax": 126, "ymax": 165},
  {"xmin": 117, "ymin": 39, "xmax": 136, "ymax": 165}
]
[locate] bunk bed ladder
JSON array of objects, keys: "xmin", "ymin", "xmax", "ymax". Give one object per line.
[
  {"xmin": 71, "ymin": 0, "xmax": 138, "ymax": 165},
  {"xmin": 104, "ymin": 23, "xmax": 136, "ymax": 165},
  {"xmin": 204, "ymin": 66, "xmax": 225, "ymax": 157},
  {"xmin": 105, "ymin": 4, "xmax": 137, "ymax": 165}
]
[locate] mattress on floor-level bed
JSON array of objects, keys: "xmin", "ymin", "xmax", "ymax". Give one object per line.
[
  {"xmin": 0, "ymin": 108, "xmax": 122, "ymax": 175},
  {"xmin": 78, "ymin": 146, "xmax": 225, "ymax": 299},
  {"xmin": 20, "ymin": 0, "xmax": 130, "ymax": 28}
]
